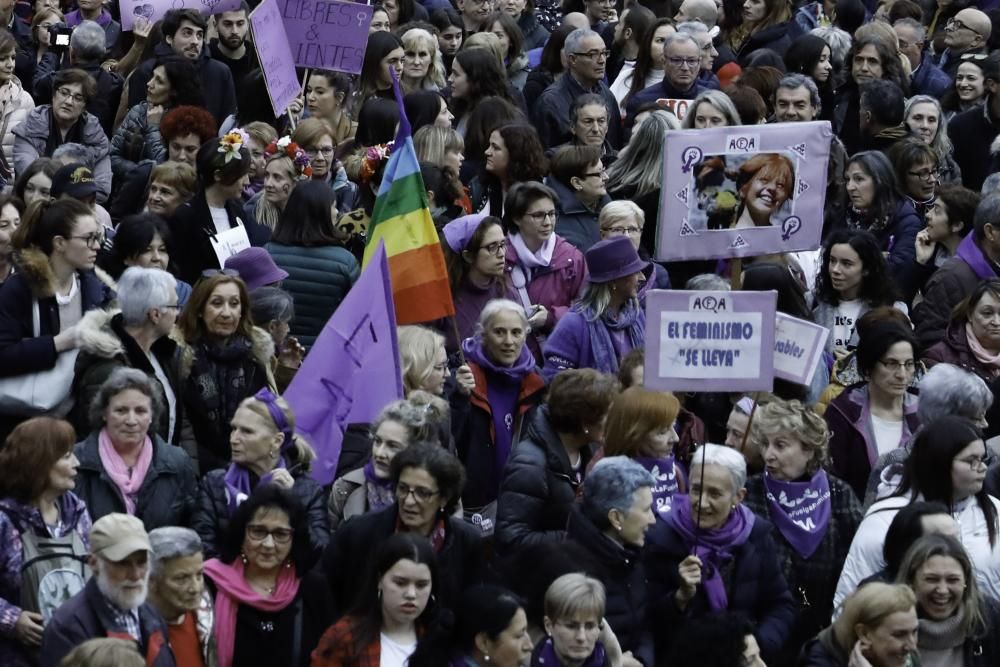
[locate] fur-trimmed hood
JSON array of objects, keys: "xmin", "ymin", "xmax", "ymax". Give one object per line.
[
  {"xmin": 177, "ymin": 325, "xmax": 276, "ymax": 386},
  {"xmin": 75, "ymin": 307, "xmax": 124, "ymax": 358},
  {"xmin": 12, "ymin": 246, "xmax": 117, "ymax": 299}
]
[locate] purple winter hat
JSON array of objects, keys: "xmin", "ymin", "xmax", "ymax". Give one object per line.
[
  {"xmin": 223, "ymin": 247, "xmax": 289, "ymax": 290},
  {"xmin": 585, "ymin": 236, "xmax": 649, "ymax": 284},
  {"xmin": 442, "ymin": 212, "xmax": 487, "ymax": 252}
]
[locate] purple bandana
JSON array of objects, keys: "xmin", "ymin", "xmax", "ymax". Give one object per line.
[
  {"xmin": 634, "ymin": 455, "xmax": 683, "ymax": 516},
  {"xmin": 763, "ymin": 470, "xmax": 832, "ymax": 559},
  {"xmin": 223, "ymin": 389, "xmax": 295, "ymax": 515},
  {"xmin": 534, "ymin": 636, "xmax": 607, "ymax": 667}
]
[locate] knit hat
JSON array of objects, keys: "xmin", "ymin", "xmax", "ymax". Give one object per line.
[
  {"xmin": 223, "ymin": 247, "xmax": 289, "ymax": 290},
  {"xmin": 585, "ymin": 236, "xmax": 649, "ymax": 284},
  {"xmin": 443, "ymin": 212, "xmax": 487, "ymax": 252}
]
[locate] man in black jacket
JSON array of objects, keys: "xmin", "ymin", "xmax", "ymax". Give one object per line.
[
  {"xmin": 209, "ymin": 4, "xmax": 257, "ymax": 87},
  {"xmin": 625, "ymin": 32, "xmax": 709, "ymax": 126},
  {"xmin": 127, "ymin": 9, "xmax": 237, "ymax": 127}
]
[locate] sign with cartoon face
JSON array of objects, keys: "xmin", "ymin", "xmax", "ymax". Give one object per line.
[{"xmin": 655, "ymin": 121, "xmax": 832, "ymax": 261}]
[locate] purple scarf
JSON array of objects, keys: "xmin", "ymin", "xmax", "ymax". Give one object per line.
[
  {"xmin": 362, "ymin": 459, "xmax": 396, "ymax": 512},
  {"xmin": 634, "ymin": 455, "xmax": 683, "ymax": 516},
  {"xmin": 462, "ymin": 337, "xmax": 537, "ymax": 496},
  {"xmin": 583, "ymin": 300, "xmax": 645, "ymax": 374},
  {"xmin": 666, "ymin": 495, "xmax": 755, "ymax": 611},
  {"xmin": 763, "ymin": 470, "xmax": 831, "ymax": 559},
  {"xmin": 223, "ymin": 389, "xmax": 294, "ymax": 515},
  {"xmin": 956, "ymin": 233, "xmax": 1000, "ymax": 281},
  {"xmin": 534, "ymin": 636, "xmax": 607, "ymax": 667}
]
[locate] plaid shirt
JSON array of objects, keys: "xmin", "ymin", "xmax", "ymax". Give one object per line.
[
  {"xmin": 104, "ymin": 598, "xmax": 141, "ymax": 642},
  {"xmin": 311, "ymin": 617, "xmax": 380, "ymax": 667}
]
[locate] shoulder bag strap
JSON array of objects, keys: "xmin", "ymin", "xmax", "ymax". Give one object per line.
[{"xmin": 32, "ymin": 299, "xmax": 40, "ymax": 338}]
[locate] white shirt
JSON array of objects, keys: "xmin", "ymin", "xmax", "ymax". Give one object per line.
[
  {"xmin": 870, "ymin": 414, "xmax": 903, "ymax": 457},
  {"xmin": 832, "ymin": 298, "xmax": 863, "ymax": 351},
  {"xmin": 208, "ymin": 206, "xmax": 229, "ymax": 235},
  {"xmin": 379, "ymin": 633, "xmax": 416, "ymax": 667},
  {"xmin": 610, "ymin": 63, "xmax": 664, "ymax": 115}
]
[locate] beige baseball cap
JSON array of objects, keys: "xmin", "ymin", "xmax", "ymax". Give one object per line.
[{"xmin": 89, "ymin": 514, "xmax": 151, "ymax": 562}]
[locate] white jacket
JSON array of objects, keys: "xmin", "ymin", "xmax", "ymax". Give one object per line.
[
  {"xmin": 833, "ymin": 493, "xmax": 1000, "ymax": 613},
  {"xmin": 0, "ymin": 77, "xmax": 33, "ymax": 180}
]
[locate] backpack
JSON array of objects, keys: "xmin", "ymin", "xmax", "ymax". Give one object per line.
[{"xmin": 0, "ymin": 508, "xmax": 91, "ymax": 622}]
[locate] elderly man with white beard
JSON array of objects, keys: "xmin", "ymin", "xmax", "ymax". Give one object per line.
[{"xmin": 40, "ymin": 514, "xmax": 176, "ymax": 667}]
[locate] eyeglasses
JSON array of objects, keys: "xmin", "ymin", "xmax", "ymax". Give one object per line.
[
  {"xmin": 55, "ymin": 87, "xmax": 86, "ymax": 104},
  {"xmin": 556, "ymin": 620, "xmax": 603, "ymax": 633},
  {"xmin": 878, "ymin": 359, "xmax": 916, "ymax": 372},
  {"xmin": 907, "ymin": 167, "xmax": 940, "ymax": 181},
  {"xmin": 246, "ymin": 524, "xmax": 294, "ymax": 544},
  {"xmin": 667, "ymin": 56, "xmax": 702, "ymax": 69},
  {"xmin": 396, "ymin": 481, "xmax": 439, "ymax": 503},
  {"xmin": 478, "ymin": 240, "xmax": 507, "ymax": 256},
  {"xmin": 604, "ymin": 225, "xmax": 642, "ymax": 236},
  {"xmin": 573, "ymin": 49, "xmax": 611, "ymax": 61},
  {"xmin": 946, "ymin": 18, "xmax": 980, "ymax": 34},
  {"xmin": 157, "ymin": 303, "xmax": 181, "ymax": 311},
  {"xmin": 67, "ymin": 232, "xmax": 105, "ymax": 248},
  {"xmin": 958, "ymin": 453, "xmax": 994, "ymax": 469},
  {"xmin": 201, "ymin": 268, "xmax": 240, "ymax": 279},
  {"xmin": 961, "ymin": 52, "xmax": 989, "ymax": 61},
  {"xmin": 525, "ymin": 210, "xmax": 557, "ymax": 222},
  {"xmin": 305, "ymin": 146, "xmax": 334, "ymax": 158}
]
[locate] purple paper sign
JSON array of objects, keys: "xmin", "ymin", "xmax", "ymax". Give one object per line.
[
  {"xmin": 773, "ymin": 312, "xmax": 828, "ymax": 387},
  {"xmin": 644, "ymin": 290, "xmax": 777, "ymax": 392},
  {"xmin": 655, "ymin": 121, "xmax": 832, "ymax": 262},
  {"xmin": 250, "ymin": 0, "xmax": 300, "ymax": 117},
  {"xmin": 120, "ymin": 0, "xmax": 241, "ymax": 31},
  {"xmin": 278, "ymin": 0, "xmax": 373, "ymax": 74}
]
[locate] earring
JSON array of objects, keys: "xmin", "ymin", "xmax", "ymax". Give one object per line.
[
  {"xmin": 284, "ymin": 559, "xmax": 292, "ymax": 569},
  {"xmin": 240, "ymin": 553, "xmax": 248, "ymax": 566},
  {"xmin": 584, "ymin": 428, "xmax": 590, "ymax": 435},
  {"xmin": 616, "ymin": 525, "xmax": 623, "ymax": 532},
  {"xmin": 484, "ymin": 655, "xmax": 491, "ymax": 663}
]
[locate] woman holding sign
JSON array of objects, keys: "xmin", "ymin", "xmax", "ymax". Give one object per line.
[{"xmin": 742, "ymin": 399, "xmax": 863, "ymax": 664}]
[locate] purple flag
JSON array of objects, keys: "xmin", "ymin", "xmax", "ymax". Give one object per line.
[{"xmin": 283, "ymin": 241, "xmax": 403, "ymax": 485}]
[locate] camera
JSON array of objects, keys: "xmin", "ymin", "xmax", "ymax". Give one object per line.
[{"xmin": 48, "ymin": 23, "xmax": 73, "ymax": 51}]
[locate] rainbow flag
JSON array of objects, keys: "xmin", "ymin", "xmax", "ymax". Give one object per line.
[{"xmin": 362, "ymin": 76, "xmax": 455, "ymax": 325}]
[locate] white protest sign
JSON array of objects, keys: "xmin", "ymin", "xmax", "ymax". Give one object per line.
[{"xmin": 773, "ymin": 313, "xmax": 828, "ymax": 387}]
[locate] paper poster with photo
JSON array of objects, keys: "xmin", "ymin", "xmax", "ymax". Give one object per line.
[
  {"xmin": 655, "ymin": 121, "xmax": 832, "ymax": 262},
  {"xmin": 644, "ymin": 290, "xmax": 776, "ymax": 392},
  {"xmin": 120, "ymin": 0, "xmax": 242, "ymax": 31},
  {"xmin": 657, "ymin": 98, "xmax": 691, "ymax": 121},
  {"xmin": 773, "ymin": 313, "xmax": 828, "ymax": 387}
]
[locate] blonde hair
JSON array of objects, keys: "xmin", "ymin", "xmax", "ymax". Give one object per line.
[
  {"xmin": 59, "ymin": 638, "xmax": 144, "ymax": 667},
  {"xmin": 833, "ymin": 583, "xmax": 916, "ymax": 652},
  {"xmin": 254, "ymin": 155, "xmax": 297, "ymax": 231},
  {"xmin": 413, "ymin": 126, "xmax": 464, "ymax": 166},
  {"xmin": 545, "ymin": 573, "xmax": 606, "ymax": 623},
  {"xmin": 397, "ymin": 325, "xmax": 446, "ymax": 394},
  {"xmin": 750, "ymin": 398, "xmax": 830, "ymax": 474},
  {"xmin": 244, "ymin": 121, "xmax": 278, "ymax": 150},
  {"xmin": 599, "ymin": 200, "xmax": 645, "ymax": 232},
  {"xmin": 462, "ymin": 32, "xmax": 505, "ymax": 69},
  {"xmin": 401, "ymin": 28, "xmax": 447, "ymax": 90},
  {"xmin": 238, "ymin": 394, "xmax": 316, "ymax": 470},
  {"xmin": 604, "ymin": 388, "xmax": 680, "ymax": 458}
]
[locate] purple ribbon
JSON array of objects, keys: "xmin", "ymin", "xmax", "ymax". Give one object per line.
[
  {"xmin": 634, "ymin": 455, "xmax": 682, "ymax": 516},
  {"xmin": 762, "ymin": 470, "xmax": 832, "ymax": 559},
  {"xmin": 222, "ymin": 388, "xmax": 294, "ymax": 515}
]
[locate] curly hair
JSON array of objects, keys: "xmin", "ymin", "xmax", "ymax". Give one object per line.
[
  {"xmin": 160, "ymin": 105, "xmax": 217, "ymax": 144},
  {"xmin": 153, "ymin": 55, "xmax": 204, "ymax": 108},
  {"xmin": 491, "ymin": 124, "xmax": 547, "ymax": 185},
  {"xmin": 221, "ymin": 483, "xmax": 317, "ymax": 573},
  {"xmin": 750, "ymin": 398, "xmax": 830, "ymax": 474},
  {"xmin": 0, "ymin": 417, "xmax": 76, "ymax": 503},
  {"xmin": 814, "ymin": 229, "xmax": 898, "ymax": 307},
  {"xmin": 846, "ymin": 36, "xmax": 910, "ymax": 94}
]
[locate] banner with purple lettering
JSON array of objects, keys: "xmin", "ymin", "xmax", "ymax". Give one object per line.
[
  {"xmin": 773, "ymin": 313, "xmax": 828, "ymax": 387},
  {"xmin": 644, "ymin": 290, "xmax": 776, "ymax": 392},
  {"xmin": 278, "ymin": 0, "xmax": 373, "ymax": 73},
  {"xmin": 655, "ymin": 121, "xmax": 831, "ymax": 261},
  {"xmin": 120, "ymin": 0, "xmax": 241, "ymax": 31},
  {"xmin": 250, "ymin": 0, "xmax": 301, "ymax": 117}
]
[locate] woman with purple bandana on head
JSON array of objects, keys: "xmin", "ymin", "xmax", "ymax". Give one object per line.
[
  {"xmin": 742, "ymin": 398, "xmax": 863, "ymax": 664},
  {"xmin": 643, "ymin": 443, "xmax": 797, "ymax": 665},
  {"xmin": 191, "ymin": 389, "xmax": 330, "ymax": 562}
]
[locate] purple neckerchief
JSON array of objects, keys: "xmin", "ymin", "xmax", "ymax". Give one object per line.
[
  {"xmin": 223, "ymin": 457, "xmax": 287, "ymax": 515},
  {"xmin": 763, "ymin": 470, "xmax": 831, "ymax": 559},
  {"xmin": 362, "ymin": 459, "xmax": 396, "ymax": 513},
  {"xmin": 634, "ymin": 455, "xmax": 682, "ymax": 516},
  {"xmin": 65, "ymin": 8, "xmax": 112, "ymax": 27},
  {"xmin": 584, "ymin": 300, "xmax": 644, "ymax": 374},
  {"xmin": 534, "ymin": 636, "xmax": 607, "ymax": 667},
  {"xmin": 956, "ymin": 233, "xmax": 999, "ymax": 281},
  {"xmin": 666, "ymin": 495, "xmax": 755, "ymax": 611}
]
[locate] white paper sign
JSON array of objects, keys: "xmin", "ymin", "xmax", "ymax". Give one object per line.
[{"xmin": 773, "ymin": 313, "xmax": 828, "ymax": 386}]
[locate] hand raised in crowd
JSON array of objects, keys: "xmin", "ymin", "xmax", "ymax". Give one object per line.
[
  {"xmin": 527, "ymin": 304, "xmax": 548, "ymax": 330},
  {"xmin": 455, "ymin": 363, "xmax": 475, "ymax": 395},
  {"xmin": 15, "ymin": 610, "xmax": 44, "ymax": 646},
  {"xmin": 278, "ymin": 336, "xmax": 306, "ymax": 369},
  {"xmin": 914, "ymin": 229, "xmax": 935, "ymax": 265},
  {"xmin": 146, "ymin": 104, "xmax": 165, "ymax": 126},
  {"xmin": 676, "ymin": 554, "xmax": 703, "ymax": 607},
  {"xmin": 268, "ymin": 468, "xmax": 295, "ymax": 490},
  {"xmin": 600, "ymin": 619, "xmax": 625, "ymax": 667},
  {"xmin": 287, "ymin": 97, "xmax": 305, "ymax": 117}
]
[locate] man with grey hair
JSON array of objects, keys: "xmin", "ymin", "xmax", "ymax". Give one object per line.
[
  {"xmin": 676, "ymin": 21, "xmax": 720, "ymax": 88},
  {"xmin": 33, "ymin": 20, "xmax": 123, "ymax": 135},
  {"xmin": 41, "ymin": 514, "xmax": 176, "ymax": 666},
  {"xmin": 71, "ymin": 266, "xmax": 187, "ymax": 448},
  {"xmin": 674, "ymin": 0, "xmax": 718, "ymax": 28},
  {"xmin": 625, "ymin": 32, "xmax": 710, "ymax": 125},
  {"xmin": 534, "ymin": 28, "xmax": 622, "ymax": 149},
  {"xmin": 893, "ymin": 18, "xmax": 949, "ymax": 98},
  {"xmin": 148, "ymin": 527, "xmax": 216, "ymax": 666}
]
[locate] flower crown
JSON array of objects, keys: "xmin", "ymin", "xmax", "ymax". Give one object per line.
[
  {"xmin": 265, "ymin": 136, "xmax": 313, "ymax": 180},
  {"xmin": 218, "ymin": 128, "xmax": 250, "ymax": 163},
  {"xmin": 359, "ymin": 142, "xmax": 394, "ymax": 185}
]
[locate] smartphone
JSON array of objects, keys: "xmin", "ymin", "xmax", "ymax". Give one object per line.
[{"xmin": 48, "ymin": 24, "xmax": 73, "ymax": 50}]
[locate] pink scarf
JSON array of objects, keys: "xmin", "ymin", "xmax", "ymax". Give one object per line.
[
  {"xmin": 203, "ymin": 557, "xmax": 301, "ymax": 667},
  {"xmin": 966, "ymin": 322, "xmax": 1000, "ymax": 378},
  {"xmin": 97, "ymin": 428, "xmax": 153, "ymax": 515}
]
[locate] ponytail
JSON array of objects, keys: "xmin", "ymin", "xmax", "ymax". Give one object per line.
[{"xmin": 12, "ymin": 199, "xmax": 92, "ymax": 255}]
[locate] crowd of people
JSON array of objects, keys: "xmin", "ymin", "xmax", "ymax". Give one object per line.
[{"xmin": 0, "ymin": 0, "xmax": 998, "ymax": 665}]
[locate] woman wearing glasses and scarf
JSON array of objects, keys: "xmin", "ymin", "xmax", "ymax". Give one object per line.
[{"xmin": 192, "ymin": 388, "xmax": 329, "ymax": 563}]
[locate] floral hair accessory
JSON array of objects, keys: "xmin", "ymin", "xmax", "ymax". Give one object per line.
[
  {"xmin": 218, "ymin": 128, "xmax": 250, "ymax": 164},
  {"xmin": 265, "ymin": 136, "xmax": 313, "ymax": 179},
  {"xmin": 359, "ymin": 142, "xmax": 394, "ymax": 185}
]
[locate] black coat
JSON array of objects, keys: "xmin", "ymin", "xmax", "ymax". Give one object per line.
[
  {"xmin": 170, "ymin": 190, "xmax": 271, "ymax": 285},
  {"xmin": 73, "ymin": 431, "xmax": 198, "ymax": 530},
  {"xmin": 564, "ymin": 507, "xmax": 654, "ymax": 666},
  {"xmin": 734, "ymin": 21, "xmax": 793, "ymax": 65},
  {"xmin": 643, "ymin": 514, "xmax": 797, "ymax": 666},
  {"xmin": 495, "ymin": 406, "xmax": 593, "ymax": 556},
  {"xmin": 321, "ymin": 505, "xmax": 483, "ymax": 616},
  {"xmin": 948, "ymin": 98, "xmax": 1000, "ymax": 193},
  {"xmin": 128, "ymin": 43, "xmax": 237, "ymax": 127},
  {"xmin": 190, "ymin": 465, "xmax": 330, "ymax": 563}
]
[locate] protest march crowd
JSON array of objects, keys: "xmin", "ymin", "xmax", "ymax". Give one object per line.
[{"xmin": 1, "ymin": 0, "xmax": 1000, "ymax": 664}]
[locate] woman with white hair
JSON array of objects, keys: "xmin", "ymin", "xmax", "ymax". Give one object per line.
[
  {"xmin": 681, "ymin": 90, "xmax": 742, "ymax": 129},
  {"xmin": 456, "ymin": 299, "xmax": 545, "ymax": 527},
  {"xmin": 565, "ymin": 456, "xmax": 656, "ymax": 665},
  {"xmin": 70, "ymin": 266, "xmax": 189, "ymax": 449},
  {"xmin": 644, "ymin": 443, "xmax": 796, "ymax": 664},
  {"xmin": 904, "ymin": 95, "xmax": 962, "ymax": 185}
]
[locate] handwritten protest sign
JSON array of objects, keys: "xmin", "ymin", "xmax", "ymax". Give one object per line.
[
  {"xmin": 773, "ymin": 313, "xmax": 828, "ymax": 387},
  {"xmin": 250, "ymin": 0, "xmax": 300, "ymax": 117},
  {"xmin": 120, "ymin": 0, "xmax": 241, "ymax": 31},
  {"xmin": 655, "ymin": 121, "xmax": 831, "ymax": 262},
  {"xmin": 278, "ymin": 0, "xmax": 373, "ymax": 74},
  {"xmin": 644, "ymin": 290, "xmax": 776, "ymax": 392}
]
